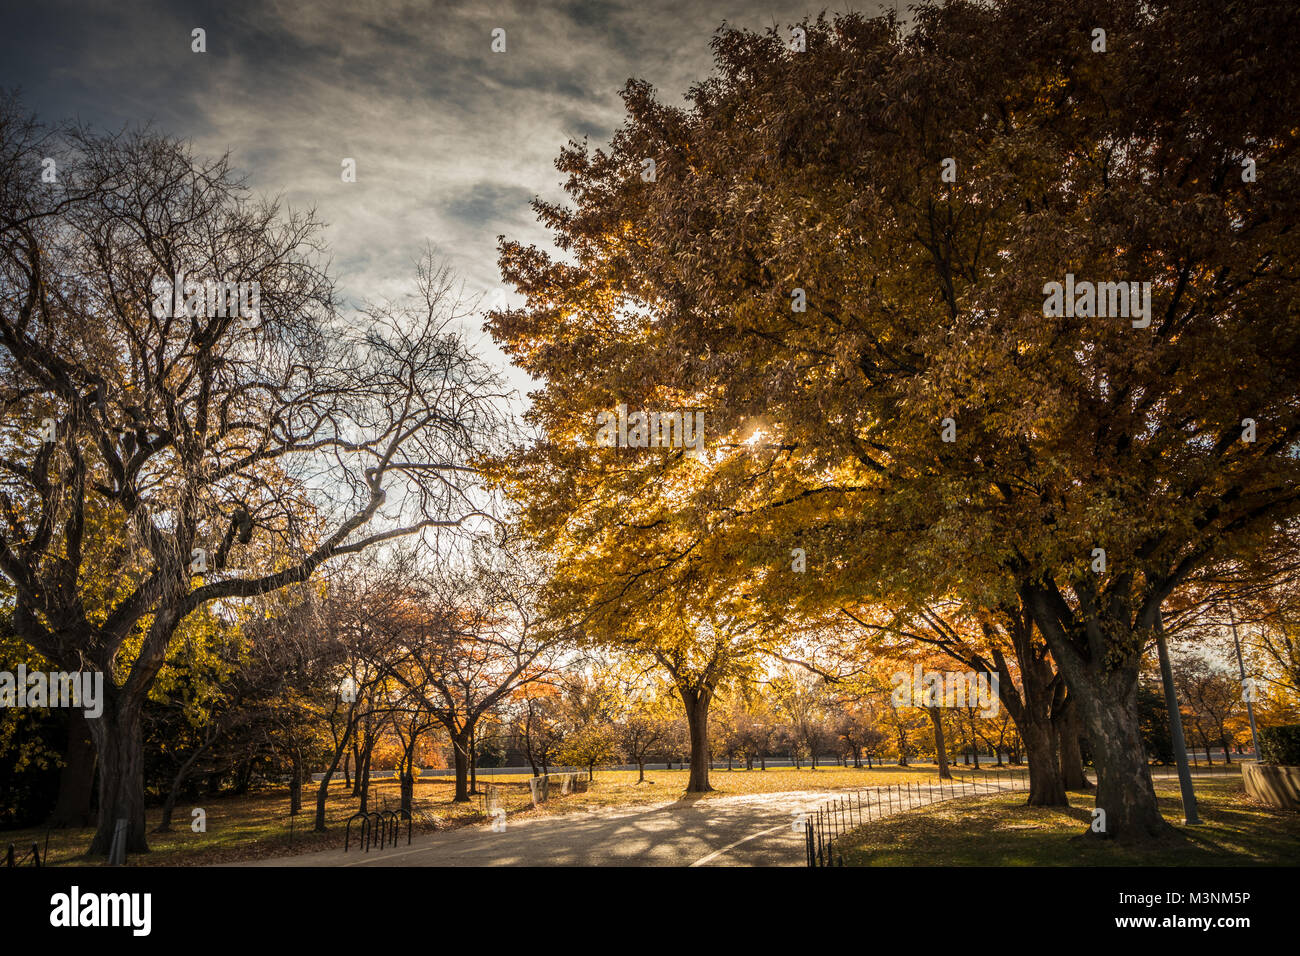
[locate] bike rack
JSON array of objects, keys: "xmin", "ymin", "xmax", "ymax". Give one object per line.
[
  {"xmin": 345, "ymin": 808, "xmax": 412, "ymax": 853},
  {"xmin": 345, "ymin": 812, "xmax": 369, "ymax": 852}
]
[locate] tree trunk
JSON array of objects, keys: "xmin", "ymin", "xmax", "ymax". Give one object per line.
[
  {"xmin": 289, "ymin": 752, "xmax": 303, "ymax": 816},
  {"xmin": 314, "ymin": 722, "xmax": 355, "ymax": 832},
  {"xmin": 157, "ymin": 743, "xmax": 210, "ymax": 833},
  {"xmin": 894, "ymin": 725, "xmax": 910, "ymax": 767},
  {"xmin": 400, "ymin": 772, "xmax": 414, "ymax": 816},
  {"xmin": 48, "ymin": 708, "xmax": 97, "ymax": 828},
  {"xmin": 1021, "ymin": 713, "xmax": 1068, "ymax": 805},
  {"xmin": 1024, "ymin": 583, "xmax": 1170, "ymax": 842},
  {"xmin": 349, "ymin": 736, "xmax": 362, "ymax": 795},
  {"xmin": 681, "ymin": 686, "xmax": 713, "ymax": 793},
  {"xmin": 357, "ymin": 742, "xmax": 373, "ymax": 812},
  {"xmin": 637, "ymin": 758, "xmax": 646, "ymax": 783},
  {"xmin": 450, "ymin": 728, "xmax": 472, "ymax": 802},
  {"xmin": 469, "ymin": 725, "xmax": 478, "ymax": 795},
  {"xmin": 1078, "ymin": 678, "xmax": 1166, "ymax": 840},
  {"xmin": 1056, "ymin": 695, "xmax": 1092, "ymax": 790},
  {"xmin": 523, "ymin": 722, "xmax": 539, "ymax": 777},
  {"xmin": 397, "ymin": 739, "xmax": 416, "ymax": 817},
  {"xmin": 238, "ymin": 757, "xmax": 256, "ymax": 795},
  {"xmin": 927, "ymin": 707, "xmax": 952, "ymax": 780},
  {"xmin": 997, "ymin": 609, "xmax": 1070, "ymax": 805},
  {"xmin": 158, "ymin": 787, "xmax": 179, "ymax": 833},
  {"xmin": 86, "ymin": 695, "xmax": 148, "ymax": 856},
  {"xmin": 313, "ymin": 771, "xmax": 331, "ymax": 833}
]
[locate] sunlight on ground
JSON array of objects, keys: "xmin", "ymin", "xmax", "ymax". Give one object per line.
[{"xmin": 836, "ymin": 777, "xmax": 1300, "ymax": 866}]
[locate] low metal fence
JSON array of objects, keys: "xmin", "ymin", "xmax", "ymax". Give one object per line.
[
  {"xmin": 804, "ymin": 763, "xmax": 1246, "ymax": 866},
  {"xmin": 805, "ymin": 769, "xmax": 1030, "ymax": 866}
]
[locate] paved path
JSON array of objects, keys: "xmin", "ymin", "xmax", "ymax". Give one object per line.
[{"xmin": 231, "ymin": 778, "xmax": 1024, "ymax": 868}]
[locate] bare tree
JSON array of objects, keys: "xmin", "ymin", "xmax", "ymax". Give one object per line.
[
  {"xmin": 395, "ymin": 533, "xmax": 558, "ymax": 801},
  {"xmin": 0, "ymin": 101, "xmax": 507, "ymax": 853}
]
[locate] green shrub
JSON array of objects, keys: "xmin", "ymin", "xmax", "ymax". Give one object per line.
[{"xmin": 1258, "ymin": 724, "xmax": 1300, "ymax": 766}]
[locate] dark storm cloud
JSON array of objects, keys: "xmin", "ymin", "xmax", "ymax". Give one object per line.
[
  {"xmin": 1, "ymin": 0, "xmax": 893, "ymax": 385},
  {"xmin": 446, "ymin": 182, "xmax": 538, "ymax": 227}
]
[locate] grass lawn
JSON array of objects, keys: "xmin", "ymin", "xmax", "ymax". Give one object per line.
[
  {"xmin": 4, "ymin": 762, "xmax": 1006, "ymax": 866},
  {"xmin": 3, "ymin": 776, "xmax": 525, "ymax": 867},
  {"xmin": 837, "ymin": 775, "xmax": 1300, "ymax": 866},
  {"xmin": 539, "ymin": 763, "xmax": 1019, "ymax": 813}
]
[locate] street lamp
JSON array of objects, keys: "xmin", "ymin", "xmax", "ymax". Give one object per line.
[
  {"xmin": 1153, "ymin": 610, "xmax": 1200, "ymax": 825},
  {"xmin": 1227, "ymin": 603, "xmax": 1263, "ymax": 760}
]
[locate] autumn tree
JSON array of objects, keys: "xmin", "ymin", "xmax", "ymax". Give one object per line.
[
  {"xmin": 839, "ymin": 600, "xmax": 1070, "ymax": 800},
  {"xmin": 1173, "ymin": 656, "xmax": 1242, "ymax": 764},
  {"xmin": 770, "ymin": 667, "xmax": 834, "ymax": 769},
  {"xmin": 395, "ymin": 533, "xmax": 558, "ymax": 802},
  {"xmin": 511, "ymin": 685, "xmax": 567, "ymax": 777},
  {"xmin": 489, "ymin": 1, "xmax": 1300, "ymax": 840},
  {"xmin": 309, "ymin": 561, "xmax": 415, "ymax": 832},
  {"xmin": 732, "ymin": 691, "xmax": 779, "ymax": 770},
  {"xmin": 598, "ymin": 664, "xmax": 676, "ymax": 782}
]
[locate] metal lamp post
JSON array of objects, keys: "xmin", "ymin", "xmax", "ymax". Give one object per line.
[{"xmin": 1228, "ymin": 603, "xmax": 1262, "ymax": 760}]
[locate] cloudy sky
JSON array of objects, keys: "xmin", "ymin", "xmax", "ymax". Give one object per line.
[{"xmin": 3, "ymin": 0, "xmax": 894, "ymax": 392}]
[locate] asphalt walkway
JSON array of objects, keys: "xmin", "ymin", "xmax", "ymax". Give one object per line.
[{"xmin": 230, "ymin": 777, "xmax": 1023, "ymax": 867}]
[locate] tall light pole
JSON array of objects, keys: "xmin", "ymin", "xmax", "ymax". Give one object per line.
[
  {"xmin": 1228, "ymin": 603, "xmax": 1262, "ymax": 759},
  {"xmin": 1154, "ymin": 610, "xmax": 1200, "ymax": 824}
]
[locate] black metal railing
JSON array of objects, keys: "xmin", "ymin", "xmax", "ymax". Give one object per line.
[
  {"xmin": 803, "ymin": 762, "xmax": 1246, "ymax": 866},
  {"xmin": 804, "ymin": 768, "xmax": 1031, "ymax": 867},
  {"xmin": 4, "ymin": 840, "xmax": 43, "ymax": 867}
]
